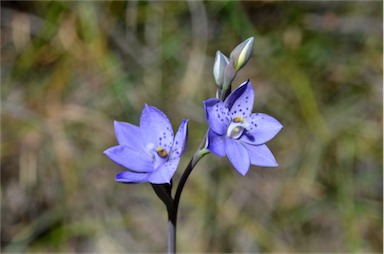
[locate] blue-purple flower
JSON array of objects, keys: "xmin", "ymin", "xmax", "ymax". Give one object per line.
[
  {"xmin": 104, "ymin": 105, "xmax": 188, "ymax": 184},
  {"xmin": 204, "ymin": 80, "xmax": 282, "ymax": 175}
]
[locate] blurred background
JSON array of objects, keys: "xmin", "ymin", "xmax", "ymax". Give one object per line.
[{"xmin": 1, "ymin": 1, "xmax": 382, "ymax": 253}]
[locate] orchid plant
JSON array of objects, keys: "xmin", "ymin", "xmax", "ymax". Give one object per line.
[{"xmin": 104, "ymin": 37, "xmax": 282, "ymax": 253}]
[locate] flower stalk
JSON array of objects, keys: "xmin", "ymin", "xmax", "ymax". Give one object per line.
[
  {"xmin": 167, "ymin": 144, "xmax": 209, "ymax": 253},
  {"xmin": 168, "ymin": 220, "xmax": 176, "ymax": 253}
]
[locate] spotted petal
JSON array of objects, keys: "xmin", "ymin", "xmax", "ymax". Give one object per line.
[
  {"xmin": 225, "ymin": 80, "xmax": 254, "ymax": 118},
  {"xmin": 149, "ymin": 157, "xmax": 180, "ymax": 184},
  {"xmin": 203, "ymin": 98, "xmax": 230, "ymax": 135},
  {"xmin": 225, "ymin": 138, "xmax": 250, "ymax": 175},
  {"xmin": 241, "ymin": 113, "xmax": 283, "ymax": 145},
  {"xmin": 103, "ymin": 145, "xmax": 154, "ymax": 173},
  {"xmin": 242, "ymin": 143, "xmax": 278, "ymax": 167},
  {"xmin": 170, "ymin": 119, "xmax": 189, "ymax": 159},
  {"xmin": 140, "ymin": 104, "xmax": 174, "ymax": 153},
  {"xmin": 115, "ymin": 171, "xmax": 150, "ymax": 184}
]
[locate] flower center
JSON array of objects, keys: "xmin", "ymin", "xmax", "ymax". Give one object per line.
[
  {"xmin": 145, "ymin": 143, "xmax": 169, "ymax": 169},
  {"xmin": 156, "ymin": 146, "xmax": 168, "ymax": 158},
  {"xmin": 227, "ymin": 121, "xmax": 245, "ymax": 139},
  {"xmin": 230, "ymin": 126, "xmax": 243, "ymax": 138}
]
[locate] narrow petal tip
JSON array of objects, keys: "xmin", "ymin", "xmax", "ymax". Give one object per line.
[{"xmin": 115, "ymin": 171, "xmax": 150, "ymax": 184}]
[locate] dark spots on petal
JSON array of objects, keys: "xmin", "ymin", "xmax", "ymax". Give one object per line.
[
  {"xmin": 246, "ymin": 107, "xmax": 249, "ymax": 111},
  {"xmin": 176, "ymin": 141, "xmax": 178, "ymax": 145},
  {"xmin": 245, "ymin": 96, "xmax": 248, "ymax": 99},
  {"xmin": 242, "ymin": 112, "xmax": 246, "ymax": 116},
  {"xmin": 244, "ymin": 132, "xmax": 255, "ymax": 142}
]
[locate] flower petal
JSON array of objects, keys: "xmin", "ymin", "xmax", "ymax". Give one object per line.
[
  {"xmin": 203, "ymin": 98, "xmax": 230, "ymax": 135},
  {"xmin": 225, "ymin": 138, "xmax": 250, "ymax": 175},
  {"xmin": 115, "ymin": 171, "xmax": 150, "ymax": 184},
  {"xmin": 148, "ymin": 157, "xmax": 180, "ymax": 184},
  {"xmin": 104, "ymin": 145, "xmax": 154, "ymax": 173},
  {"xmin": 140, "ymin": 105, "xmax": 174, "ymax": 153},
  {"xmin": 225, "ymin": 80, "xmax": 254, "ymax": 118},
  {"xmin": 207, "ymin": 128, "xmax": 226, "ymax": 156},
  {"xmin": 114, "ymin": 121, "xmax": 144, "ymax": 148},
  {"xmin": 241, "ymin": 113, "xmax": 283, "ymax": 145},
  {"xmin": 242, "ymin": 143, "xmax": 278, "ymax": 167},
  {"xmin": 170, "ymin": 119, "xmax": 189, "ymax": 159}
]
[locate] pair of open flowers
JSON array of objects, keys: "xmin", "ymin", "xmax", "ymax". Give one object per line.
[{"xmin": 104, "ymin": 80, "xmax": 283, "ymax": 184}]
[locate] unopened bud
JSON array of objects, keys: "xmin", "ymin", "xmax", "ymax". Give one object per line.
[
  {"xmin": 213, "ymin": 50, "xmax": 229, "ymax": 88},
  {"xmin": 229, "ymin": 37, "xmax": 254, "ymax": 71},
  {"xmin": 222, "ymin": 58, "xmax": 236, "ymax": 92}
]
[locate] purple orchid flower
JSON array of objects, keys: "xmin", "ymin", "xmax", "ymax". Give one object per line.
[
  {"xmin": 204, "ymin": 80, "xmax": 282, "ymax": 175},
  {"xmin": 104, "ymin": 105, "xmax": 188, "ymax": 184}
]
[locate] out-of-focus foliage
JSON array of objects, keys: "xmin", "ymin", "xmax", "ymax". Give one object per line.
[{"xmin": 1, "ymin": 1, "xmax": 382, "ymax": 253}]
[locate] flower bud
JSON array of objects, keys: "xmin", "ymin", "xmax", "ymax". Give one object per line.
[
  {"xmin": 213, "ymin": 50, "xmax": 229, "ymax": 88},
  {"xmin": 222, "ymin": 58, "xmax": 236, "ymax": 92},
  {"xmin": 229, "ymin": 37, "xmax": 254, "ymax": 71}
]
